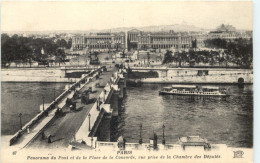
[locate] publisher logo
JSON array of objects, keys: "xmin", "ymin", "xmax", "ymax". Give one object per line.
[{"xmin": 233, "ymin": 150, "xmax": 244, "ymax": 158}]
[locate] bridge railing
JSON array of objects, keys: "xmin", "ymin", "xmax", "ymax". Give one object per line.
[
  {"xmin": 73, "ymin": 68, "xmax": 123, "ymax": 147},
  {"xmin": 9, "ymin": 66, "xmax": 105, "ymax": 146}
]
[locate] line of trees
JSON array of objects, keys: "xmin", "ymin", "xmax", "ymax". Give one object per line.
[
  {"xmin": 1, "ymin": 34, "xmax": 71, "ymax": 67},
  {"xmin": 204, "ymin": 38, "xmax": 253, "ymax": 68},
  {"xmin": 162, "ymin": 38, "xmax": 253, "ymax": 68}
]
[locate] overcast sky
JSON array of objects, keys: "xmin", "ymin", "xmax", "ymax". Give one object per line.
[{"xmin": 1, "ymin": 1, "xmax": 253, "ymax": 32}]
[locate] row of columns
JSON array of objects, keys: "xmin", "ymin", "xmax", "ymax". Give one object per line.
[
  {"xmin": 72, "ymin": 36, "xmax": 84, "ymax": 44},
  {"xmin": 72, "ymin": 34, "xmax": 192, "ymax": 51},
  {"xmin": 128, "ymin": 33, "xmax": 139, "ymax": 42},
  {"xmin": 72, "ymin": 44, "xmax": 84, "ymax": 50},
  {"xmin": 88, "ymin": 44, "xmax": 112, "ymax": 49}
]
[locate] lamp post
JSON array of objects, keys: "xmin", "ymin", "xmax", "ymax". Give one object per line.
[
  {"xmin": 88, "ymin": 113, "xmax": 91, "ymax": 131},
  {"xmin": 42, "ymin": 96, "xmax": 45, "ymax": 111},
  {"xmin": 18, "ymin": 113, "xmax": 22, "ymax": 130},
  {"xmin": 53, "ymin": 88, "xmax": 55, "ymax": 101},
  {"xmin": 162, "ymin": 124, "xmax": 166, "ymax": 145},
  {"xmin": 139, "ymin": 124, "xmax": 142, "ymax": 144},
  {"xmin": 91, "ymin": 136, "xmax": 93, "ymax": 147}
]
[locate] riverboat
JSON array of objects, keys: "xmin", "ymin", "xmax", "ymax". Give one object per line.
[{"xmin": 159, "ymin": 85, "xmax": 229, "ymax": 96}]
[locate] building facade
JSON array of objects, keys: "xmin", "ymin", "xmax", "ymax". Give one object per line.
[
  {"xmin": 190, "ymin": 31, "xmax": 252, "ymax": 48},
  {"xmin": 207, "ymin": 31, "xmax": 252, "ymax": 40},
  {"xmin": 71, "ymin": 29, "xmax": 192, "ymax": 51},
  {"xmin": 71, "ymin": 29, "xmax": 252, "ymax": 51},
  {"xmin": 71, "ymin": 32, "xmax": 126, "ymax": 51},
  {"xmin": 127, "ymin": 29, "xmax": 192, "ymax": 50}
]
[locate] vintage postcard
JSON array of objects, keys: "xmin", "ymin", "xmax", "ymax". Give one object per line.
[{"xmin": 1, "ymin": 1, "xmax": 254, "ymax": 163}]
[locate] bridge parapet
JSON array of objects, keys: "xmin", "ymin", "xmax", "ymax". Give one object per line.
[
  {"xmin": 9, "ymin": 66, "xmax": 105, "ymax": 147},
  {"xmin": 72, "ymin": 68, "xmax": 124, "ymax": 149}
]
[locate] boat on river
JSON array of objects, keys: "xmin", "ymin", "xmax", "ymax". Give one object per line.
[{"xmin": 159, "ymin": 85, "xmax": 229, "ymax": 96}]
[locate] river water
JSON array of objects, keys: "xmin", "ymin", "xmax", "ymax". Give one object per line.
[
  {"xmin": 1, "ymin": 82, "xmax": 253, "ymax": 148},
  {"xmin": 114, "ymin": 84, "xmax": 253, "ymax": 148},
  {"xmin": 1, "ymin": 82, "xmax": 67, "ymax": 135}
]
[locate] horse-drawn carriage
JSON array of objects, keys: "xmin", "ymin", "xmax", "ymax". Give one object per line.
[{"xmin": 81, "ymin": 90, "xmax": 90, "ymax": 104}]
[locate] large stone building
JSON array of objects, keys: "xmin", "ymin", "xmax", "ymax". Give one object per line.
[
  {"xmin": 127, "ymin": 29, "xmax": 192, "ymax": 50},
  {"xmin": 71, "ymin": 29, "xmax": 192, "ymax": 51},
  {"xmin": 190, "ymin": 30, "xmax": 252, "ymax": 48},
  {"xmin": 71, "ymin": 28, "xmax": 252, "ymax": 51},
  {"xmin": 207, "ymin": 31, "xmax": 252, "ymax": 40},
  {"xmin": 71, "ymin": 32, "xmax": 126, "ymax": 51}
]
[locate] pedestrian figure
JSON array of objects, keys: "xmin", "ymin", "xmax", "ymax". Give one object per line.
[
  {"xmin": 70, "ymin": 105, "xmax": 73, "ymax": 112},
  {"xmin": 48, "ymin": 135, "xmax": 52, "ymax": 143},
  {"xmin": 27, "ymin": 126, "xmax": 30, "ymax": 134},
  {"xmin": 45, "ymin": 110, "xmax": 49, "ymax": 117},
  {"xmin": 42, "ymin": 132, "xmax": 46, "ymax": 140}
]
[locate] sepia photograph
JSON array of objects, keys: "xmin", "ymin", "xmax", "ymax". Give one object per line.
[{"xmin": 1, "ymin": 1, "xmax": 255, "ymax": 162}]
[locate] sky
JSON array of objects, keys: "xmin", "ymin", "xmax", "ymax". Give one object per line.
[{"xmin": 1, "ymin": 1, "xmax": 253, "ymax": 32}]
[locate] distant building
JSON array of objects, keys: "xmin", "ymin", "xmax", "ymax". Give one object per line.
[
  {"xmin": 206, "ymin": 24, "xmax": 252, "ymax": 41},
  {"xmin": 216, "ymin": 24, "xmax": 236, "ymax": 32},
  {"xmin": 71, "ymin": 27, "xmax": 252, "ymax": 51},
  {"xmin": 128, "ymin": 29, "xmax": 192, "ymax": 50},
  {"xmin": 71, "ymin": 32, "xmax": 125, "ymax": 51},
  {"xmin": 191, "ymin": 30, "xmax": 252, "ymax": 48},
  {"xmin": 71, "ymin": 29, "xmax": 192, "ymax": 51},
  {"xmin": 190, "ymin": 32, "xmax": 208, "ymax": 48}
]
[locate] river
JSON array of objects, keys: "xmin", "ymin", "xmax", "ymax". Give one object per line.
[
  {"xmin": 1, "ymin": 82, "xmax": 67, "ymax": 135},
  {"xmin": 113, "ymin": 84, "xmax": 253, "ymax": 148},
  {"xmin": 1, "ymin": 82, "xmax": 253, "ymax": 148}
]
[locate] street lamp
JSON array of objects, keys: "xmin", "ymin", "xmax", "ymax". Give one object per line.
[
  {"xmin": 42, "ymin": 96, "xmax": 45, "ymax": 111},
  {"xmin": 88, "ymin": 113, "xmax": 91, "ymax": 131},
  {"xmin": 53, "ymin": 88, "xmax": 55, "ymax": 101},
  {"xmin": 139, "ymin": 124, "xmax": 142, "ymax": 144},
  {"xmin": 18, "ymin": 113, "xmax": 22, "ymax": 130},
  {"xmin": 91, "ymin": 136, "xmax": 93, "ymax": 147},
  {"xmin": 162, "ymin": 124, "xmax": 166, "ymax": 145}
]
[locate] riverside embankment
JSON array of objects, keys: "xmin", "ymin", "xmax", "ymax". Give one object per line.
[
  {"xmin": 127, "ymin": 67, "xmax": 253, "ymax": 84},
  {"xmin": 1, "ymin": 66, "xmax": 97, "ymax": 82}
]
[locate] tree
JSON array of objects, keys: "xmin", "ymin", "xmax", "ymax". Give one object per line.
[
  {"xmin": 204, "ymin": 38, "xmax": 252, "ymax": 68},
  {"xmin": 162, "ymin": 50, "xmax": 173, "ymax": 64},
  {"xmin": 1, "ymin": 34, "xmax": 60, "ymax": 67},
  {"xmin": 56, "ymin": 39, "xmax": 68, "ymax": 49},
  {"xmin": 204, "ymin": 38, "xmax": 227, "ymax": 49},
  {"xmin": 67, "ymin": 39, "xmax": 72, "ymax": 49},
  {"xmin": 1, "ymin": 34, "xmax": 33, "ymax": 67},
  {"xmin": 1, "ymin": 34, "xmax": 14, "ymax": 66},
  {"xmin": 55, "ymin": 49, "xmax": 66, "ymax": 67}
]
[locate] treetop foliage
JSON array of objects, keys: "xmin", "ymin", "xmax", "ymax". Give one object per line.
[
  {"xmin": 162, "ymin": 38, "xmax": 252, "ymax": 68},
  {"xmin": 1, "ymin": 34, "xmax": 72, "ymax": 65}
]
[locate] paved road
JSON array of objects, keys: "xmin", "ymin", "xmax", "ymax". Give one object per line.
[{"xmin": 26, "ymin": 66, "xmax": 117, "ymax": 149}]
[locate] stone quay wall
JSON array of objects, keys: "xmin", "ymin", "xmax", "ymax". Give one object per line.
[
  {"xmin": 1, "ymin": 67, "xmax": 98, "ymax": 82},
  {"xmin": 130, "ymin": 67, "xmax": 253, "ymax": 84}
]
